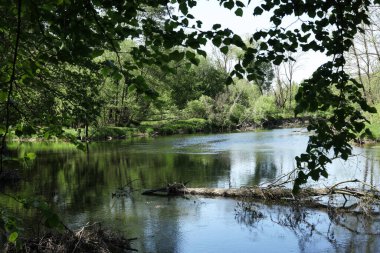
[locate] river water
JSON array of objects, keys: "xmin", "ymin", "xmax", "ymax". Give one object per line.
[{"xmin": 2, "ymin": 128, "xmax": 380, "ymax": 252}]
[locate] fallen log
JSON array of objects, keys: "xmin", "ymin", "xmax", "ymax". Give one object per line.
[
  {"xmin": 142, "ymin": 182, "xmax": 380, "ymax": 201},
  {"xmin": 181, "ymin": 187, "xmax": 380, "ymax": 200}
]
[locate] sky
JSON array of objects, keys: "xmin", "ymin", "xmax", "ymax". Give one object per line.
[{"xmin": 188, "ymin": 0, "xmax": 329, "ymax": 83}]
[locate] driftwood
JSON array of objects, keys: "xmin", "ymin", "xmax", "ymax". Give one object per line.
[
  {"xmin": 143, "ymin": 186, "xmax": 379, "ymax": 200},
  {"xmin": 143, "ymin": 179, "xmax": 380, "ymax": 199},
  {"xmin": 142, "ymin": 180, "xmax": 380, "ymax": 213},
  {"xmin": 142, "ymin": 182, "xmax": 190, "ymax": 196}
]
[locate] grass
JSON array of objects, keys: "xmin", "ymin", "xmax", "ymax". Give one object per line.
[{"xmin": 366, "ymin": 123, "xmax": 380, "ymax": 140}]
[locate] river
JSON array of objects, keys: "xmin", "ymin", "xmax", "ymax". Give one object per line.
[{"xmin": 2, "ymin": 128, "xmax": 380, "ymax": 252}]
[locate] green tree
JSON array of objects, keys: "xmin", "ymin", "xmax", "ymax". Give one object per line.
[
  {"xmin": 0, "ymin": 0, "xmax": 379, "ymax": 193},
  {"xmin": 166, "ymin": 58, "xmax": 228, "ymax": 108}
]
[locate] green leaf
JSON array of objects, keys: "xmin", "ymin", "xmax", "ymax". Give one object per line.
[
  {"xmin": 0, "ymin": 91, "xmax": 7, "ymax": 102},
  {"xmin": 309, "ymin": 170, "xmax": 320, "ymax": 181},
  {"xmin": 100, "ymin": 67, "xmax": 110, "ymax": 76},
  {"xmin": 220, "ymin": 46, "xmax": 229, "ymax": 55},
  {"xmin": 321, "ymin": 170, "xmax": 328, "ymax": 178},
  {"xmin": 273, "ymin": 55, "xmax": 283, "ymax": 65},
  {"xmin": 186, "ymin": 50, "xmax": 196, "ymax": 60},
  {"xmin": 226, "ymin": 76, "xmax": 233, "ymax": 85},
  {"xmin": 235, "ymin": 8, "xmax": 243, "ymax": 17},
  {"xmin": 236, "ymin": 1, "xmax": 245, "ymax": 7},
  {"xmin": 197, "ymin": 49, "xmax": 207, "ymax": 58},
  {"xmin": 189, "ymin": 57, "xmax": 200, "ymax": 66},
  {"xmin": 8, "ymin": 232, "xmax": 18, "ymax": 244},
  {"xmin": 112, "ymin": 72, "xmax": 123, "ymax": 81},
  {"xmin": 212, "ymin": 37, "xmax": 222, "ymax": 47},
  {"xmin": 91, "ymin": 49, "xmax": 104, "ymax": 58},
  {"xmin": 179, "ymin": 3, "xmax": 189, "ymax": 15},
  {"xmin": 223, "ymin": 0, "xmax": 234, "ymax": 10},
  {"xmin": 182, "ymin": 18, "xmax": 189, "ymax": 26},
  {"xmin": 26, "ymin": 152, "xmax": 36, "ymax": 160},
  {"xmin": 212, "ymin": 24, "xmax": 222, "ymax": 30},
  {"xmin": 169, "ymin": 50, "xmax": 185, "ymax": 61},
  {"xmin": 128, "ymin": 84, "xmax": 137, "ymax": 92},
  {"xmin": 260, "ymin": 42, "xmax": 268, "ymax": 50},
  {"xmin": 271, "ymin": 16, "xmax": 281, "ymax": 26},
  {"xmin": 253, "ymin": 7, "xmax": 263, "ymax": 15}
]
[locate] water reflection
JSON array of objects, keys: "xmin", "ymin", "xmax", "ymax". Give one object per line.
[
  {"xmin": 235, "ymin": 202, "xmax": 380, "ymax": 253},
  {"xmin": 2, "ymin": 129, "xmax": 380, "ymax": 252}
]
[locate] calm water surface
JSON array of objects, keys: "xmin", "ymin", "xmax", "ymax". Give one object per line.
[{"xmin": 3, "ymin": 128, "xmax": 380, "ymax": 252}]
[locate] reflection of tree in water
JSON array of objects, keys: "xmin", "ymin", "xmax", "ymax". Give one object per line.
[
  {"xmin": 270, "ymin": 206, "xmax": 339, "ymax": 253},
  {"xmin": 248, "ymin": 151, "xmax": 278, "ymax": 185},
  {"xmin": 234, "ymin": 201, "xmax": 265, "ymax": 229},
  {"xmin": 235, "ymin": 202, "xmax": 380, "ymax": 252},
  {"xmin": 171, "ymin": 153, "xmax": 231, "ymax": 187},
  {"xmin": 361, "ymin": 147, "xmax": 379, "ymax": 188},
  {"xmin": 142, "ymin": 200, "xmax": 182, "ymax": 253}
]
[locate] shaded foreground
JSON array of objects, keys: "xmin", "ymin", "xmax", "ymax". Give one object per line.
[{"xmin": 4, "ymin": 224, "xmax": 136, "ymax": 253}]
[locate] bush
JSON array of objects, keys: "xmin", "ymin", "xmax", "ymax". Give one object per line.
[
  {"xmin": 91, "ymin": 127, "xmax": 135, "ymax": 140},
  {"xmin": 144, "ymin": 118, "xmax": 210, "ymax": 135},
  {"xmin": 183, "ymin": 95, "xmax": 214, "ymax": 119},
  {"xmin": 252, "ymin": 96, "xmax": 278, "ymax": 123},
  {"xmin": 229, "ymin": 104, "xmax": 245, "ymax": 124}
]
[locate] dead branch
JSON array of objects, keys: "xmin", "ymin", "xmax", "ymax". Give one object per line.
[{"xmin": 142, "ymin": 179, "xmax": 380, "ymax": 214}]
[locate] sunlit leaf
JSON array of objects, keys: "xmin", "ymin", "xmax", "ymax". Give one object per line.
[
  {"xmin": 8, "ymin": 232, "xmax": 18, "ymax": 244},
  {"xmin": 26, "ymin": 152, "xmax": 36, "ymax": 160}
]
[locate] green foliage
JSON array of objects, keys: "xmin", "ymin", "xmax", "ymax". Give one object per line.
[
  {"xmin": 252, "ymin": 96, "xmax": 278, "ymax": 123},
  {"xmin": 1, "ymin": 196, "xmax": 63, "ymax": 247},
  {"xmin": 184, "ymin": 95, "xmax": 214, "ymax": 119},
  {"xmin": 362, "ymin": 103, "xmax": 380, "ymax": 140},
  {"xmin": 165, "ymin": 59, "xmax": 228, "ymax": 109},
  {"xmin": 0, "ymin": 209, "xmax": 21, "ymax": 246},
  {"xmin": 91, "ymin": 127, "xmax": 137, "ymax": 140},
  {"xmin": 0, "ymin": 0, "xmax": 378, "ymax": 194},
  {"xmin": 142, "ymin": 118, "xmax": 210, "ymax": 135},
  {"xmin": 21, "ymin": 197, "xmax": 64, "ymax": 229}
]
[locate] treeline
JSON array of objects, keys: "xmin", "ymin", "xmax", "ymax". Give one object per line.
[
  {"xmin": 2, "ymin": 4, "xmax": 380, "ymax": 142},
  {"xmin": 68, "ymin": 41, "xmax": 304, "ymax": 137}
]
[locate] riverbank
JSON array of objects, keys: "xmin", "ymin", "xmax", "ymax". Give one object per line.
[
  {"xmin": 7, "ymin": 116, "xmax": 380, "ymax": 145},
  {"xmin": 72, "ymin": 116, "xmax": 311, "ymax": 141}
]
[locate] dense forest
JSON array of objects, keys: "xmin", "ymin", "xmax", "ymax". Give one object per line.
[{"xmin": 1, "ymin": 0, "xmax": 380, "ymax": 250}]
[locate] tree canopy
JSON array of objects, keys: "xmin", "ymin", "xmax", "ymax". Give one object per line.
[{"xmin": 1, "ymin": 0, "xmax": 379, "ymax": 192}]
